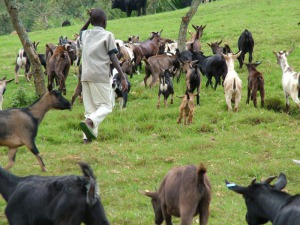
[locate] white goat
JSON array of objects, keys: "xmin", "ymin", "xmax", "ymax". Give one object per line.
[
  {"xmin": 222, "ymin": 51, "xmax": 242, "ymax": 112},
  {"xmin": 273, "ymin": 48, "xmax": 300, "ymax": 113},
  {"xmin": 0, "ymin": 77, "xmax": 14, "ymax": 110}
]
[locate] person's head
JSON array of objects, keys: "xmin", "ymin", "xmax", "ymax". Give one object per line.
[{"xmin": 90, "ymin": 8, "xmax": 107, "ymax": 29}]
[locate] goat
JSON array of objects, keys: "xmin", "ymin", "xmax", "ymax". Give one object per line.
[
  {"xmin": 245, "ymin": 61, "xmax": 265, "ymax": 108},
  {"xmin": 0, "ymin": 77, "xmax": 14, "ymax": 110},
  {"xmin": 140, "ymin": 162, "xmax": 211, "ymax": 225},
  {"xmin": 0, "ymin": 86, "xmax": 71, "ymax": 171},
  {"xmin": 180, "ymin": 59, "xmax": 201, "ymax": 106},
  {"xmin": 47, "ymin": 44, "xmax": 72, "ymax": 95},
  {"xmin": 143, "ymin": 54, "xmax": 180, "ymax": 88},
  {"xmin": 186, "ymin": 24, "xmax": 206, "ymax": 52},
  {"xmin": 112, "ymin": 68, "xmax": 131, "ymax": 110},
  {"xmin": 226, "ymin": 172, "xmax": 300, "ymax": 225},
  {"xmin": 177, "ymin": 91, "xmax": 198, "ymax": 125},
  {"xmin": 273, "ymin": 48, "xmax": 300, "ymax": 113},
  {"xmin": 14, "ymin": 41, "xmax": 39, "ymax": 83},
  {"xmin": 133, "ymin": 30, "xmax": 163, "ymax": 73},
  {"xmin": 71, "ymin": 64, "xmax": 83, "ymax": 106},
  {"xmin": 177, "ymin": 49, "xmax": 227, "ymax": 90},
  {"xmin": 207, "ymin": 40, "xmax": 232, "ymax": 55},
  {"xmin": 0, "ymin": 162, "xmax": 110, "ymax": 225},
  {"xmin": 237, "ymin": 29, "xmax": 254, "ymax": 68},
  {"xmin": 157, "ymin": 68, "xmax": 174, "ymax": 109},
  {"xmin": 61, "ymin": 19, "xmax": 71, "ymax": 27},
  {"xmin": 222, "ymin": 51, "xmax": 242, "ymax": 112}
]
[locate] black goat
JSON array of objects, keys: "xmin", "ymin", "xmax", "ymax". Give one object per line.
[
  {"xmin": 226, "ymin": 173, "xmax": 300, "ymax": 225},
  {"xmin": 0, "ymin": 162, "xmax": 110, "ymax": 225},
  {"xmin": 191, "ymin": 51, "xmax": 227, "ymax": 90},
  {"xmin": 237, "ymin": 29, "xmax": 254, "ymax": 68},
  {"xmin": 157, "ymin": 68, "xmax": 174, "ymax": 108},
  {"xmin": 0, "ymin": 86, "xmax": 71, "ymax": 171}
]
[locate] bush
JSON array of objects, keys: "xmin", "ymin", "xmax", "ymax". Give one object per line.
[{"xmin": 11, "ymin": 87, "xmax": 38, "ymax": 108}]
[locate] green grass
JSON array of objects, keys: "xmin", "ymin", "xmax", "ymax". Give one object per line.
[{"xmin": 0, "ymin": 0, "xmax": 300, "ymax": 224}]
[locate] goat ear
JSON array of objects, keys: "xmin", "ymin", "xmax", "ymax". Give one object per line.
[
  {"xmin": 273, "ymin": 173, "xmax": 287, "ymax": 191},
  {"xmin": 262, "ymin": 176, "xmax": 277, "ymax": 185},
  {"xmin": 225, "ymin": 180, "xmax": 247, "ymax": 194},
  {"xmin": 0, "ymin": 77, "xmax": 6, "ymax": 81},
  {"xmin": 207, "ymin": 43, "xmax": 211, "ymax": 47},
  {"xmin": 218, "ymin": 39, "xmax": 223, "ymax": 45}
]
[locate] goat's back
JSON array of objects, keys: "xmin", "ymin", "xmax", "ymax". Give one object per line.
[{"xmin": 158, "ymin": 164, "xmax": 211, "ymax": 217}]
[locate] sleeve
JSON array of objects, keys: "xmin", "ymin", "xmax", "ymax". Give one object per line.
[{"xmin": 107, "ymin": 32, "xmax": 118, "ymax": 55}]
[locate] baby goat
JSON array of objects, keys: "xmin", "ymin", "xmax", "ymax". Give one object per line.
[
  {"xmin": 157, "ymin": 68, "xmax": 174, "ymax": 109},
  {"xmin": 177, "ymin": 91, "xmax": 197, "ymax": 125},
  {"xmin": 140, "ymin": 162, "xmax": 211, "ymax": 225},
  {"xmin": 245, "ymin": 61, "xmax": 265, "ymax": 107},
  {"xmin": 0, "ymin": 86, "xmax": 71, "ymax": 171},
  {"xmin": 0, "ymin": 76, "xmax": 14, "ymax": 110},
  {"xmin": 0, "ymin": 162, "xmax": 110, "ymax": 225}
]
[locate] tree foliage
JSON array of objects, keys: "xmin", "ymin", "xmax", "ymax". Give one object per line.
[{"xmin": 0, "ymin": 0, "xmax": 192, "ymax": 35}]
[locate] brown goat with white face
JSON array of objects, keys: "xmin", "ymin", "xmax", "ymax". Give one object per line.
[
  {"xmin": 140, "ymin": 163, "xmax": 211, "ymax": 225},
  {"xmin": 245, "ymin": 61, "xmax": 265, "ymax": 107}
]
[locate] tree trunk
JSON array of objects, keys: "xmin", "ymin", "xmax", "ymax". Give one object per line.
[
  {"xmin": 177, "ymin": 0, "xmax": 202, "ymax": 52},
  {"xmin": 4, "ymin": 0, "xmax": 46, "ymax": 96}
]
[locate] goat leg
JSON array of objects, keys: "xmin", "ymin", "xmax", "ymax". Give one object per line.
[{"xmin": 5, "ymin": 148, "xmax": 18, "ymax": 170}]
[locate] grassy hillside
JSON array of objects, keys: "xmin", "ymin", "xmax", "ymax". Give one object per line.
[{"xmin": 0, "ymin": 0, "xmax": 300, "ymax": 224}]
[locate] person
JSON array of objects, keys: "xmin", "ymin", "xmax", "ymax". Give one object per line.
[{"xmin": 79, "ymin": 8, "xmax": 128, "ymax": 144}]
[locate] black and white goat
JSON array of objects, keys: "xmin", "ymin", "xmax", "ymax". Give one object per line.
[
  {"xmin": 14, "ymin": 41, "xmax": 39, "ymax": 83},
  {"xmin": 0, "ymin": 162, "xmax": 111, "ymax": 225},
  {"xmin": 157, "ymin": 68, "xmax": 174, "ymax": 109},
  {"xmin": 226, "ymin": 173, "xmax": 300, "ymax": 225},
  {"xmin": 112, "ymin": 68, "xmax": 131, "ymax": 110}
]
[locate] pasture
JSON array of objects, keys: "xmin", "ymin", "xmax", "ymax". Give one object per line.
[{"xmin": 0, "ymin": 0, "xmax": 300, "ymax": 224}]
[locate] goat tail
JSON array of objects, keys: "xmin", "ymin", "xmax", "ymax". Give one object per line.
[
  {"xmin": 78, "ymin": 162, "xmax": 99, "ymax": 206},
  {"xmin": 233, "ymin": 78, "xmax": 236, "ymax": 90},
  {"xmin": 197, "ymin": 163, "xmax": 210, "ymax": 191},
  {"xmin": 197, "ymin": 163, "xmax": 207, "ymax": 183}
]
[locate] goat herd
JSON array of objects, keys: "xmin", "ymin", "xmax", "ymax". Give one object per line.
[{"xmin": 0, "ymin": 22, "xmax": 299, "ymax": 225}]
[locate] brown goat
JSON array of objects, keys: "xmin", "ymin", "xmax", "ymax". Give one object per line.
[
  {"xmin": 207, "ymin": 40, "xmax": 232, "ymax": 55},
  {"xmin": 177, "ymin": 91, "xmax": 198, "ymax": 125},
  {"xmin": 133, "ymin": 30, "xmax": 163, "ymax": 73},
  {"xmin": 245, "ymin": 61, "xmax": 265, "ymax": 107},
  {"xmin": 0, "ymin": 86, "xmax": 71, "ymax": 171},
  {"xmin": 186, "ymin": 24, "xmax": 206, "ymax": 52},
  {"xmin": 143, "ymin": 54, "xmax": 180, "ymax": 88},
  {"xmin": 140, "ymin": 162, "xmax": 211, "ymax": 225},
  {"xmin": 47, "ymin": 44, "xmax": 72, "ymax": 95}
]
